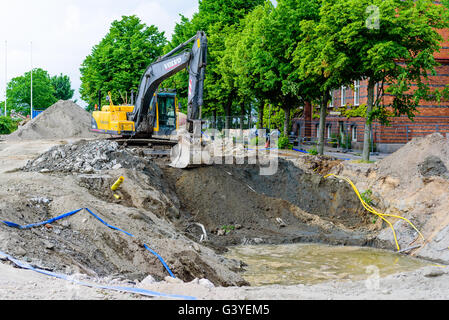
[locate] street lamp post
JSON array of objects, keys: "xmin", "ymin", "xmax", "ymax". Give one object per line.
[{"xmin": 30, "ymin": 41, "xmax": 33, "ymax": 119}]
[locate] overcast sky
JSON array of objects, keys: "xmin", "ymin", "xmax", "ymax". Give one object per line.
[{"xmin": 0, "ymin": 0, "xmax": 199, "ymax": 107}]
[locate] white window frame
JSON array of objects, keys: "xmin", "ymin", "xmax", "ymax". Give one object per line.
[
  {"xmin": 341, "ymin": 86, "xmax": 346, "ymax": 106},
  {"xmin": 354, "ymin": 80, "xmax": 360, "ymax": 106},
  {"xmin": 329, "ymin": 91, "xmax": 334, "ymax": 108},
  {"xmin": 327, "ymin": 124, "xmax": 332, "ymax": 139},
  {"xmin": 352, "ymin": 125, "xmax": 357, "ymax": 142}
]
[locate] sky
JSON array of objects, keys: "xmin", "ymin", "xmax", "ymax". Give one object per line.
[{"xmin": 0, "ymin": 0, "xmax": 199, "ymax": 108}]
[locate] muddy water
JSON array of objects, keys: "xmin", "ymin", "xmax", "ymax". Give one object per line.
[{"xmin": 225, "ymin": 244, "xmax": 431, "ymax": 287}]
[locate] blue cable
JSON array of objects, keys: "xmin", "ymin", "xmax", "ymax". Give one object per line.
[
  {"xmin": 2, "ymin": 208, "xmax": 176, "ymax": 278},
  {"xmin": 0, "ymin": 250, "xmax": 196, "ymax": 300}
]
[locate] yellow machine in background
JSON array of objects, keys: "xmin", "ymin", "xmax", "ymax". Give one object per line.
[{"xmin": 91, "ymin": 91, "xmax": 180, "ymax": 137}]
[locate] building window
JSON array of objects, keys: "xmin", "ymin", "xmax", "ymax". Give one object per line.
[
  {"xmin": 329, "ymin": 91, "xmax": 334, "ymax": 108},
  {"xmin": 327, "ymin": 124, "xmax": 332, "ymax": 139},
  {"xmin": 341, "ymin": 86, "xmax": 346, "ymax": 106},
  {"xmin": 316, "ymin": 124, "xmax": 320, "ymax": 139},
  {"xmin": 351, "ymin": 125, "xmax": 357, "ymax": 142},
  {"xmin": 354, "ymin": 80, "xmax": 360, "ymax": 106}
]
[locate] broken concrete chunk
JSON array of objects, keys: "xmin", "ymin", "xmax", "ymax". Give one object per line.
[{"xmin": 199, "ymin": 278, "xmax": 215, "ymax": 289}]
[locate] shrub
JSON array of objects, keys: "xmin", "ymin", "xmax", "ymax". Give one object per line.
[
  {"xmin": 307, "ymin": 148, "xmax": 318, "ymax": 155},
  {"xmin": 0, "ymin": 116, "xmax": 19, "ymax": 134},
  {"xmin": 277, "ymin": 135, "xmax": 292, "ymax": 150}
]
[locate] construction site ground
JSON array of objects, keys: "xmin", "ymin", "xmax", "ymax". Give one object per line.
[
  {"xmin": 0, "ymin": 136, "xmax": 448, "ymax": 300},
  {"xmin": 1, "ymin": 101, "xmax": 449, "ymax": 300}
]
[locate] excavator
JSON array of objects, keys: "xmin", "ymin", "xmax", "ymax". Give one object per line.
[{"xmin": 90, "ymin": 31, "xmax": 208, "ymax": 167}]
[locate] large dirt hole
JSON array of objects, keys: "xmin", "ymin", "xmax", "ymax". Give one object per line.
[{"xmin": 163, "ymin": 159, "xmax": 375, "ymax": 249}]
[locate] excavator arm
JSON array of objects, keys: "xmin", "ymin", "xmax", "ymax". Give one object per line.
[{"xmin": 132, "ymin": 31, "xmax": 207, "ymax": 134}]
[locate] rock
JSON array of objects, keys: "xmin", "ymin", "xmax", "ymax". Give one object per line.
[
  {"xmin": 40, "ymin": 169, "xmax": 51, "ymax": 174},
  {"xmin": 189, "ymin": 278, "xmax": 200, "ymax": 285},
  {"xmin": 164, "ymin": 276, "xmax": 184, "ymax": 284},
  {"xmin": 423, "ymin": 267, "xmax": 446, "ymax": 278},
  {"xmin": 235, "ymin": 224, "xmax": 243, "ymax": 230},
  {"xmin": 16, "ymin": 247, "xmax": 26, "ymax": 257},
  {"xmin": 192, "ymin": 243, "xmax": 201, "ymax": 252},
  {"xmin": 199, "ymin": 279, "xmax": 215, "ymax": 289},
  {"xmin": 44, "ymin": 241, "xmax": 54, "ymax": 250},
  {"xmin": 139, "ymin": 275, "xmax": 156, "ymax": 286},
  {"xmin": 112, "ymin": 164, "xmax": 122, "ymax": 170},
  {"xmin": 217, "ymin": 229, "xmax": 226, "ymax": 236}
]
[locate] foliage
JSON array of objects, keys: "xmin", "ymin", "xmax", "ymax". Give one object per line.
[
  {"xmin": 163, "ymin": 0, "xmax": 265, "ymax": 116},
  {"xmin": 277, "ymin": 134, "xmax": 292, "ymax": 150},
  {"xmin": 6, "ymin": 68, "xmax": 58, "ymax": 115},
  {"xmin": 361, "ymin": 189, "xmax": 373, "ymax": 205},
  {"xmin": 80, "ymin": 15, "xmax": 167, "ymax": 106},
  {"xmin": 0, "ymin": 116, "xmax": 19, "ymax": 134},
  {"xmin": 307, "ymin": 148, "xmax": 318, "ymax": 155},
  {"xmin": 51, "ymin": 74, "xmax": 74, "ymax": 100},
  {"xmin": 310, "ymin": 0, "xmax": 449, "ymax": 160}
]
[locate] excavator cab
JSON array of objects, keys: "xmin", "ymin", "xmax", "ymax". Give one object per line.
[
  {"xmin": 90, "ymin": 90, "xmax": 181, "ymax": 137},
  {"xmin": 151, "ymin": 91, "xmax": 179, "ymax": 137}
]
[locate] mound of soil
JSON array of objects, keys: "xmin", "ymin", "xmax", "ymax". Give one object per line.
[
  {"xmin": 6, "ymin": 100, "xmax": 102, "ymax": 141},
  {"xmin": 376, "ymin": 133, "xmax": 449, "ymax": 184}
]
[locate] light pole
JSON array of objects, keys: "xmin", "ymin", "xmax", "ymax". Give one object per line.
[
  {"xmin": 30, "ymin": 41, "xmax": 33, "ymax": 119},
  {"xmin": 4, "ymin": 40, "xmax": 6, "ymax": 117}
]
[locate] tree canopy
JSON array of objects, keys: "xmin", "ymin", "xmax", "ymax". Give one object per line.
[
  {"xmin": 51, "ymin": 74, "xmax": 75, "ymax": 101},
  {"xmin": 80, "ymin": 15, "xmax": 167, "ymax": 106},
  {"xmin": 6, "ymin": 68, "xmax": 59, "ymax": 115}
]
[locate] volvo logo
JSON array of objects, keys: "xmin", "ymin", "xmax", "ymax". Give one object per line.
[{"xmin": 164, "ymin": 57, "xmax": 182, "ymax": 70}]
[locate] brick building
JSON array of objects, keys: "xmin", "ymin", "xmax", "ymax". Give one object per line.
[{"xmin": 294, "ymin": 5, "xmax": 449, "ymax": 153}]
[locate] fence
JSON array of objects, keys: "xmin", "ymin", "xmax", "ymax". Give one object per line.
[
  {"xmin": 293, "ymin": 117, "xmax": 449, "ymax": 153},
  {"xmin": 32, "ymin": 109, "xmax": 44, "ymax": 119},
  {"xmin": 202, "ymin": 115, "xmax": 259, "ymax": 131}
]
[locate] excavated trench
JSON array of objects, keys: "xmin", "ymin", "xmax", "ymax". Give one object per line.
[
  {"xmin": 162, "ymin": 159, "xmax": 376, "ymax": 251},
  {"xmin": 1, "ymin": 140, "xmax": 382, "ymax": 286}
]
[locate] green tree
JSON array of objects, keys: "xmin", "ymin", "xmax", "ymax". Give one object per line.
[
  {"xmin": 163, "ymin": 0, "xmax": 265, "ymax": 127},
  {"xmin": 51, "ymin": 74, "xmax": 74, "ymax": 100},
  {"xmin": 80, "ymin": 15, "xmax": 167, "ymax": 106},
  {"xmin": 7, "ymin": 68, "xmax": 57, "ymax": 115},
  {"xmin": 312, "ymin": 0, "xmax": 449, "ymax": 161},
  {"xmin": 224, "ymin": 0, "xmax": 320, "ymax": 137}
]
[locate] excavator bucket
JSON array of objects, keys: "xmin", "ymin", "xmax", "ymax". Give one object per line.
[{"xmin": 169, "ymin": 129, "xmax": 211, "ymax": 169}]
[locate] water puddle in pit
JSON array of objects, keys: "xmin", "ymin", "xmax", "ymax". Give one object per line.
[{"xmin": 224, "ymin": 243, "xmax": 431, "ymax": 287}]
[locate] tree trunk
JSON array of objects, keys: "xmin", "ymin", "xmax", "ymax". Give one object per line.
[
  {"xmin": 318, "ymin": 94, "xmax": 329, "ymax": 155},
  {"xmin": 283, "ymin": 107, "xmax": 290, "ymax": 137},
  {"xmin": 362, "ymin": 79, "xmax": 375, "ymax": 162},
  {"xmin": 224, "ymin": 95, "xmax": 232, "ymax": 130},
  {"xmin": 240, "ymin": 103, "xmax": 245, "ymax": 131},
  {"xmin": 258, "ymin": 101, "xmax": 264, "ymax": 129}
]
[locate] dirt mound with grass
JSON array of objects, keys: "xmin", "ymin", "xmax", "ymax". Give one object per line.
[{"xmin": 6, "ymin": 100, "xmax": 102, "ymax": 141}]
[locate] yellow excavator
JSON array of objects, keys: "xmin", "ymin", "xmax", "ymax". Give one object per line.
[
  {"xmin": 90, "ymin": 31, "xmax": 207, "ymax": 140},
  {"xmin": 91, "ymin": 89, "xmax": 185, "ymax": 138}
]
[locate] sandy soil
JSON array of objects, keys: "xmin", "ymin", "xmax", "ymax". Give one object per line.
[
  {"xmin": 1, "ymin": 135, "xmax": 449, "ymax": 300},
  {"xmin": 1, "ymin": 257, "xmax": 448, "ymax": 300}
]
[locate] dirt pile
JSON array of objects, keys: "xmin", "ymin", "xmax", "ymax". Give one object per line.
[
  {"xmin": 23, "ymin": 140, "xmax": 146, "ymax": 173},
  {"xmin": 6, "ymin": 100, "xmax": 102, "ymax": 141},
  {"xmin": 330, "ymin": 133, "xmax": 449, "ymax": 263},
  {"xmin": 376, "ymin": 133, "xmax": 449, "ymax": 186}
]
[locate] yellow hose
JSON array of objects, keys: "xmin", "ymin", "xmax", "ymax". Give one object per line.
[{"xmin": 324, "ymin": 174, "xmax": 425, "ymax": 252}]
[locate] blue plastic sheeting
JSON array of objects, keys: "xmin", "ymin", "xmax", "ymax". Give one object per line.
[
  {"xmin": 0, "ymin": 250, "xmax": 196, "ymax": 300},
  {"xmin": 1, "ymin": 208, "xmax": 175, "ymax": 278}
]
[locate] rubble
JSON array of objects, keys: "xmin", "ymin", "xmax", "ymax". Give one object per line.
[{"xmin": 23, "ymin": 140, "xmax": 146, "ymax": 173}]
